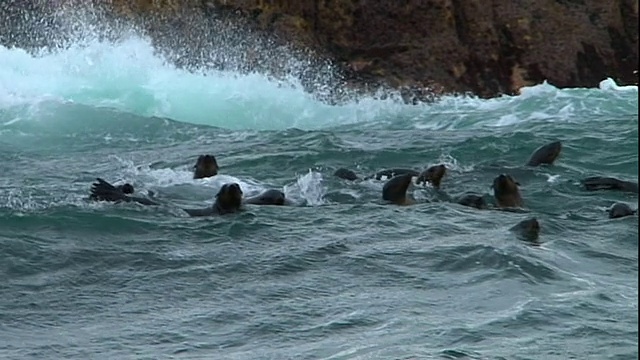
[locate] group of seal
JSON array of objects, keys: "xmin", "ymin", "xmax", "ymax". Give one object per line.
[
  {"xmin": 90, "ymin": 154, "xmax": 288, "ymax": 217},
  {"xmin": 332, "ymin": 139, "xmax": 637, "ymax": 243},
  {"xmin": 90, "ymin": 141, "xmax": 637, "ymax": 237}
]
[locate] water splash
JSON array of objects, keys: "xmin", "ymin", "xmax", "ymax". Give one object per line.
[
  {"xmin": 284, "ymin": 170, "xmax": 327, "ymax": 206},
  {"xmin": 0, "ymin": 4, "xmax": 637, "ymax": 132}
]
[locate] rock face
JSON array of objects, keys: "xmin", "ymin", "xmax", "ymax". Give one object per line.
[
  {"xmin": 204, "ymin": 0, "xmax": 638, "ymax": 97},
  {"xmin": 1, "ymin": 0, "xmax": 638, "ymax": 98}
]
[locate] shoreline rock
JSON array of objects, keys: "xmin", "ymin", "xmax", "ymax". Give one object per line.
[
  {"xmin": 1, "ymin": 0, "xmax": 637, "ymax": 101},
  {"xmin": 204, "ymin": 0, "xmax": 638, "ymax": 98}
]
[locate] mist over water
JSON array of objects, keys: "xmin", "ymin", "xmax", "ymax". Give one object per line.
[{"xmin": 0, "ymin": 5, "xmax": 638, "ymax": 360}]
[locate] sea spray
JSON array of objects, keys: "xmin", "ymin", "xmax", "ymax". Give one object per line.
[{"xmin": 0, "ymin": 39, "xmax": 637, "ymax": 360}]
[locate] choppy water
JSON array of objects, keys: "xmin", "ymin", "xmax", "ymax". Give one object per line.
[{"xmin": 1, "ymin": 32, "xmax": 638, "ymax": 360}]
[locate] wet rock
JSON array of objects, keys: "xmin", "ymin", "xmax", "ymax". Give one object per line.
[{"xmin": 2, "ymin": 0, "xmax": 637, "ymax": 100}]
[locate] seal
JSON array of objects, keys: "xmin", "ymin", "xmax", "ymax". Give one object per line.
[
  {"xmin": 90, "ymin": 178, "xmax": 159, "ymax": 205},
  {"xmin": 193, "ymin": 154, "xmax": 219, "ymax": 179},
  {"xmin": 183, "ymin": 183, "xmax": 243, "ymax": 216},
  {"xmin": 525, "ymin": 141, "xmax": 562, "ymax": 166},
  {"xmin": 608, "ymin": 202, "xmax": 637, "ymax": 219},
  {"xmin": 243, "ymin": 189, "xmax": 289, "ymax": 206},
  {"xmin": 492, "ymin": 174, "xmax": 524, "ymax": 208},
  {"xmin": 456, "ymin": 193, "xmax": 488, "ymax": 209},
  {"xmin": 372, "ymin": 168, "xmax": 419, "ymax": 181},
  {"xmin": 89, "ymin": 181, "xmax": 133, "ymax": 201},
  {"xmin": 382, "ymin": 173, "xmax": 416, "ymax": 205},
  {"xmin": 334, "ymin": 168, "xmax": 359, "ymax": 181},
  {"xmin": 509, "ymin": 217, "xmax": 540, "ymax": 244},
  {"xmin": 581, "ymin": 176, "xmax": 638, "ymax": 194},
  {"xmin": 118, "ymin": 183, "xmax": 134, "ymax": 195},
  {"xmin": 415, "ymin": 164, "xmax": 447, "ymax": 188},
  {"xmin": 333, "ymin": 167, "xmax": 420, "ymax": 181}
]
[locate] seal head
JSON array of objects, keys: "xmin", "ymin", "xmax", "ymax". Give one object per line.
[
  {"xmin": 334, "ymin": 168, "xmax": 359, "ymax": 181},
  {"xmin": 118, "ymin": 183, "xmax": 134, "ymax": 195},
  {"xmin": 416, "ymin": 164, "xmax": 447, "ymax": 188},
  {"xmin": 215, "ymin": 183, "xmax": 243, "ymax": 214},
  {"xmin": 526, "ymin": 141, "xmax": 562, "ymax": 167},
  {"xmin": 492, "ymin": 174, "xmax": 523, "ymax": 208},
  {"xmin": 193, "ymin": 154, "xmax": 219, "ymax": 179},
  {"xmin": 382, "ymin": 173, "xmax": 415, "ymax": 205},
  {"xmin": 608, "ymin": 202, "xmax": 637, "ymax": 219},
  {"xmin": 182, "ymin": 182, "xmax": 244, "ymax": 217},
  {"xmin": 509, "ymin": 217, "xmax": 540, "ymax": 244},
  {"xmin": 243, "ymin": 189, "xmax": 288, "ymax": 206}
]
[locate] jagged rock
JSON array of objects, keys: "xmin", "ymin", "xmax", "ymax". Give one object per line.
[
  {"xmin": 2, "ymin": 0, "xmax": 637, "ymax": 99},
  {"xmin": 204, "ymin": 0, "xmax": 638, "ymax": 97}
]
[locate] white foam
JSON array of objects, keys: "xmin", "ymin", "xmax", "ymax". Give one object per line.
[
  {"xmin": 101, "ymin": 156, "xmax": 332, "ymax": 206},
  {"xmin": 0, "ymin": 33, "xmax": 637, "ymax": 133},
  {"xmin": 436, "ymin": 154, "xmax": 475, "ymax": 173},
  {"xmin": 545, "ymin": 174, "xmax": 561, "ymax": 183},
  {"xmin": 599, "ymin": 77, "xmax": 638, "ymax": 92},
  {"xmin": 283, "ymin": 169, "xmax": 327, "ymax": 206}
]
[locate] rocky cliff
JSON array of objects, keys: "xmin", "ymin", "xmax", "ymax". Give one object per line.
[
  {"xmin": 203, "ymin": 0, "xmax": 639, "ymax": 97},
  {"xmin": 2, "ymin": 0, "xmax": 638, "ymax": 99}
]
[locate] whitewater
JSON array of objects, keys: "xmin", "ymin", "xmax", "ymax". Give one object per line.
[{"xmin": 0, "ymin": 30, "xmax": 638, "ymax": 360}]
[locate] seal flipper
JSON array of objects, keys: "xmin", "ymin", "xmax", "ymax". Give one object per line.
[
  {"xmin": 525, "ymin": 141, "xmax": 562, "ymax": 167},
  {"xmin": 90, "ymin": 178, "xmax": 159, "ymax": 206},
  {"xmin": 382, "ymin": 173, "xmax": 415, "ymax": 205},
  {"xmin": 90, "ymin": 178, "xmax": 128, "ymax": 202}
]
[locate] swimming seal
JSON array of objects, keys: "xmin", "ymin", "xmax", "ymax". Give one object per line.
[
  {"xmin": 118, "ymin": 183, "xmax": 134, "ymax": 195},
  {"xmin": 183, "ymin": 183, "xmax": 243, "ymax": 216},
  {"xmin": 509, "ymin": 217, "xmax": 540, "ymax": 243},
  {"xmin": 334, "ymin": 168, "xmax": 359, "ymax": 181},
  {"xmin": 608, "ymin": 202, "xmax": 637, "ymax": 219},
  {"xmin": 333, "ymin": 167, "xmax": 420, "ymax": 181},
  {"xmin": 382, "ymin": 173, "xmax": 416, "ymax": 205},
  {"xmin": 193, "ymin": 154, "xmax": 219, "ymax": 179},
  {"xmin": 372, "ymin": 168, "xmax": 419, "ymax": 181},
  {"xmin": 581, "ymin": 176, "xmax": 638, "ymax": 194},
  {"xmin": 456, "ymin": 193, "xmax": 488, "ymax": 209},
  {"xmin": 243, "ymin": 189, "xmax": 289, "ymax": 206},
  {"xmin": 492, "ymin": 174, "xmax": 524, "ymax": 208},
  {"xmin": 90, "ymin": 178, "xmax": 159, "ymax": 206},
  {"xmin": 89, "ymin": 181, "xmax": 133, "ymax": 201},
  {"xmin": 415, "ymin": 164, "xmax": 446, "ymax": 188},
  {"xmin": 525, "ymin": 141, "xmax": 562, "ymax": 167}
]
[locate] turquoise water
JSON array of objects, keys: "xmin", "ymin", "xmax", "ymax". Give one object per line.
[{"xmin": 0, "ymin": 33, "xmax": 638, "ymax": 360}]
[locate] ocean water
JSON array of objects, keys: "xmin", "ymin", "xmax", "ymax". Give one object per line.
[{"xmin": 0, "ymin": 32, "xmax": 638, "ymax": 360}]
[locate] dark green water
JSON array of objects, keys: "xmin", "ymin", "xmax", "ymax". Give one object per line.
[{"xmin": 0, "ymin": 36, "xmax": 638, "ymax": 360}]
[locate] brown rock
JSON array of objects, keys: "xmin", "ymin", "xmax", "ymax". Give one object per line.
[
  {"xmin": 3, "ymin": 0, "xmax": 636, "ymax": 99},
  {"xmin": 202, "ymin": 0, "xmax": 638, "ymax": 98}
]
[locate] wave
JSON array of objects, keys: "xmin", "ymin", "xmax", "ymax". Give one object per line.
[{"xmin": 1, "ymin": 34, "xmax": 637, "ymax": 132}]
